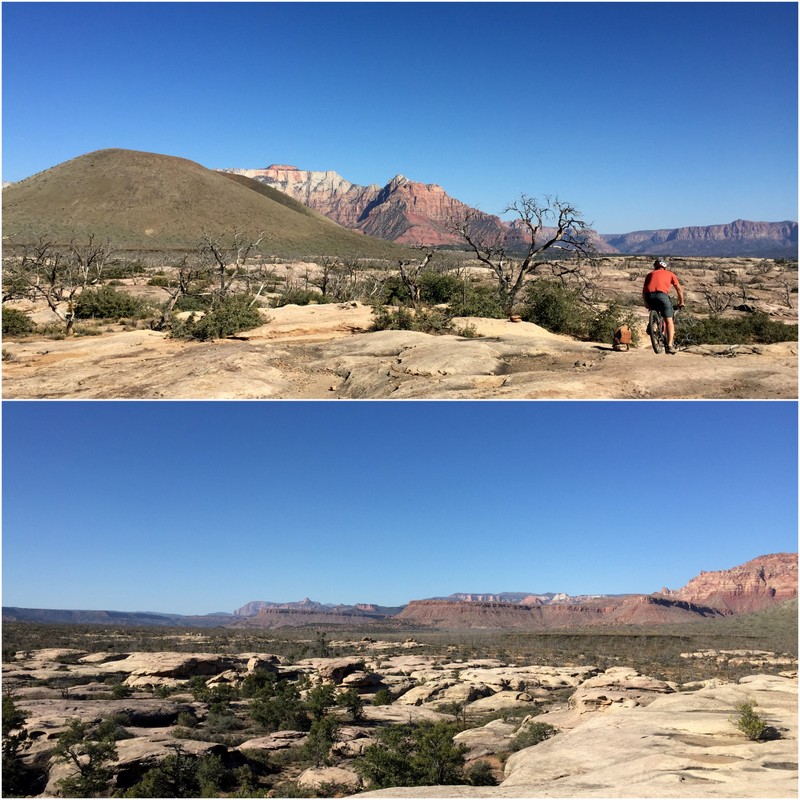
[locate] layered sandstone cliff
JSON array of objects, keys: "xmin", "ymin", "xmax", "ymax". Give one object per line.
[
  {"xmin": 221, "ymin": 165, "xmax": 609, "ymax": 250},
  {"xmin": 659, "ymin": 552, "xmax": 798, "ymax": 614}
]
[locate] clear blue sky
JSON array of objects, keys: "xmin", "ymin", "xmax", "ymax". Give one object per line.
[
  {"xmin": 2, "ymin": 2, "xmax": 797, "ymax": 232},
  {"xmin": 3, "ymin": 401, "xmax": 797, "ymax": 615}
]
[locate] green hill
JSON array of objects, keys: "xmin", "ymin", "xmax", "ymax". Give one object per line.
[{"xmin": 2, "ymin": 148, "xmax": 409, "ymax": 258}]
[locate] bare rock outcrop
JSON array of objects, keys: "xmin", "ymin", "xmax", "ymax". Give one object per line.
[
  {"xmin": 568, "ymin": 667, "xmax": 675, "ymax": 713},
  {"xmin": 356, "ymin": 674, "xmax": 798, "ymax": 798}
]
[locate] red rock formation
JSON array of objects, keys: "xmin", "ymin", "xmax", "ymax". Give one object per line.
[
  {"xmin": 221, "ymin": 166, "xmax": 613, "ymax": 251},
  {"xmin": 659, "ymin": 553, "xmax": 798, "ymax": 614}
]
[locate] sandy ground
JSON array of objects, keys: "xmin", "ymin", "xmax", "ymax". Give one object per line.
[{"xmin": 2, "ymin": 302, "xmax": 796, "ymax": 400}]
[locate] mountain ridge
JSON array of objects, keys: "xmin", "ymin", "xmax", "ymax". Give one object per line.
[
  {"xmin": 222, "ymin": 163, "xmax": 797, "ymax": 258},
  {"xmin": 4, "ymin": 553, "xmax": 795, "ymax": 629}
]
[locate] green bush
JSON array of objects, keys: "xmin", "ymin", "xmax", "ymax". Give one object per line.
[
  {"xmin": 302, "ymin": 716, "xmax": 339, "ymax": 767},
  {"xmin": 372, "ymin": 688, "xmax": 393, "ymax": 706},
  {"xmin": 587, "ymin": 301, "xmax": 640, "ymax": 346},
  {"xmin": 508, "ymin": 721, "xmax": 558, "ymax": 752},
  {"xmin": 370, "ymin": 306, "xmax": 452, "ymax": 334},
  {"xmin": 676, "ymin": 312, "xmax": 797, "ymax": 346},
  {"xmin": 174, "ymin": 294, "xmax": 211, "ymax": 312},
  {"xmin": 73, "ymin": 286, "xmax": 149, "ymax": 320},
  {"xmin": 248, "ymin": 677, "xmax": 310, "ymax": 732},
  {"xmin": 465, "ymin": 760, "xmax": 498, "ymax": 786},
  {"xmin": 519, "ymin": 280, "xmax": 588, "ymax": 336},
  {"xmin": 355, "ymin": 721, "xmax": 466, "ymax": 789},
  {"xmin": 171, "ymin": 294, "xmax": 265, "ymax": 341},
  {"xmin": 731, "ymin": 700, "xmax": 768, "ymax": 741},
  {"xmin": 272, "ymin": 288, "xmax": 330, "ymax": 307},
  {"xmin": 419, "ymin": 271, "xmax": 464, "ymax": 305},
  {"xmin": 337, "ymin": 687, "xmax": 365, "ymax": 721},
  {"xmin": 2, "ymin": 696, "xmax": 30, "ymax": 796},
  {"xmin": 2, "ymin": 306, "xmax": 36, "ymax": 336},
  {"xmin": 448, "ymin": 283, "xmax": 506, "ymax": 319}
]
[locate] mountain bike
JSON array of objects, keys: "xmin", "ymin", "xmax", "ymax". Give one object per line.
[{"xmin": 647, "ymin": 302, "xmax": 684, "ymax": 354}]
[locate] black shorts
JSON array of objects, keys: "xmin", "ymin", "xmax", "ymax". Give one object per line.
[{"xmin": 646, "ymin": 292, "xmax": 674, "ymax": 319}]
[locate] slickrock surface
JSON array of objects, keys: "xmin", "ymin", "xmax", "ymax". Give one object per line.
[
  {"xmin": 5, "ymin": 645, "xmax": 797, "ymax": 798},
  {"xmin": 3, "ymin": 305, "xmax": 796, "ymax": 399},
  {"xmin": 356, "ymin": 674, "xmax": 798, "ymax": 798}
]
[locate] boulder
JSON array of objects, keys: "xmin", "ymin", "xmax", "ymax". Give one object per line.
[
  {"xmin": 454, "ymin": 718, "xmax": 518, "ymax": 759},
  {"xmin": 295, "ymin": 657, "xmax": 366, "ymax": 684},
  {"xmin": 298, "ymin": 765, "xmax": 362, "ymax": 792},
  {"xmin": 237, "ymin": 730, "xmax": 308, "ymax": 751},
  {"xmin": 464, "ymin": 691, "xmax": 539, "ymax": 714},
  {"xmin": 569, "ymin": 667, "xmax": 674, "ymax": 714}
]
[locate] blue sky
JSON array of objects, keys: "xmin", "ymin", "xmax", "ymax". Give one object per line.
[
  {"xmin": 3, "ymin": 401, "xmax": 797, "ymax": 615},
  {"xmin": 2, "ymin": 2, "xmax": 797, "ymax": 232}
]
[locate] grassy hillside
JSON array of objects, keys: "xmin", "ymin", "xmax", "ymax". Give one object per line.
[{"xmin": 2, "ymin": 148, "xmax": 410, "ymax": 258}]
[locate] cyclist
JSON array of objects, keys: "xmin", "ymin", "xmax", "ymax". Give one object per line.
[{"xmin": 643, "ymin": 258, "xmax": 684, "ymax": 354}]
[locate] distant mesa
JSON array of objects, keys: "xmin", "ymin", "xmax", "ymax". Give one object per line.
[{"xmin": 5, "ymin": 553, "xmax": 794, "ymax": 630}]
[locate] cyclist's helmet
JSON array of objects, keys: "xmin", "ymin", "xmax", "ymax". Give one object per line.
[{"xmin": 654, "ymin": 259, "xmax": 668, "ymax": 269}]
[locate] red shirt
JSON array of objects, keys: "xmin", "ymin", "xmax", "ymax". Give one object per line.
[{"xmin": 643, "ymin": 269, "xmax": 680, "ymax": 294}]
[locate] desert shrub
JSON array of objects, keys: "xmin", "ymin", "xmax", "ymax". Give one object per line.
[
  {"xmin": 519, "ymin": 280, "xmax": 589, "ymax": 336},
  {"xmin": 370, "ymin": 305, "xmax": 452, "ymax": 334},
  {"xmin": 125, "ymin": 749, "xmax": 245, "ymax": 796},
  {"xmin": 370, "ymin": 305, "xmax": 414, "ymax": 331},
  {"xmin": 676, "ymin": 312, "xmax": 797, "ymax": 346},
  {"xmin": 355, "ymin": 721, "xmax": 466, "ymax": 789},
  {"xmin": 248, "ymin": 678, "xmax": 310, "ymax": 732},
  {"xmin": 3, "ymin": 696, "xmax": 30, "ymax": 796},
  {"xmin": 272, "ymin": 288, "xmax": 330, "ymax": 307},
  {"xmin": 171, "ymin": 294, "xmax": 264, "ymax": 340},
  {"xmin": 110, "ymin": 683, "xmax": 132, "ymax": 700},
  {"xmin": 306, "ymin": 683, "xmax": 337, "ymax": 721},
  {"xmin": 174, "ymin": 294, "xmax": 212, "ymax": 312},
  {"xmin": 95, "ymin": 714, "xmax": 135, "ymax": 741},
  {"xmin": 378, "ymin": 276, "xmax": 412, "ymax": 306},
  {"xmin": 587, "ymin": 300, "xmax": 640, "ymax": 346},
  {"xmin": 448, "ymin": 283, "xmax": 506, "ymax": 319},
  {"xmin": 175, "ymin": 711, "xmax": 198, "ymax": 729},
  {"xmin": 302, "ymin": 716, "xmax": 340, "ymax": 767},
  {"xmin": 419, "ymin": 271, "xmax": 464, "ymax": 304},
  {"xmin": 338, "ymin": 687, "xmax": 365, "ymax": 721},
  {"xmin": 52, "ymin": 719, "xmax": 118, "ymax": 797},
  {"xmin": 73, "ymin": 286, "xmax": 149, "ymax": 320},
  {"xmin": 2, "ymin": 306, "xmax": 35, "ymax": 336},
  {"xmin": 731, "ymin": 700, "xmax": 768, "ymax": 741},
  {"xmin": 205, "ymin": 702, "xmax": 244, "ymax": 734},
  {"xmin": 465, "ymin": 760, "xmax": 498, "ymax": 786},
  {"xmin": 508, "ymin": 721, "xmax": 558, "ymax": 752},
  {"xmin": 372, "ymin": 688, "xmax": 393, "ymax": 706},
  {"xmin": 122, "ymin": 744, "xmax": 199, "ymax": 797}
]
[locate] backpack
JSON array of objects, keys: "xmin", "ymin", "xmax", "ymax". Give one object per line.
[{"xmin": 613, "ymin": 325, "xmax": 632, "ymax": 351}]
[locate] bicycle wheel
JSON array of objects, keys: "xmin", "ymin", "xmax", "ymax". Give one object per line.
[{"xmin": 648, "ymin": 309, "xmax": 664, "ymax": 353}]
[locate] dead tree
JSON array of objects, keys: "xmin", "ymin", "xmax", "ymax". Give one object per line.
[
  {"xmin": 68, "ymin": 234, "xmax": 113, "ymax": 287},
  {"xmin": 703, "ymin": 288, "xmax": 735, "ymax": 314},
  {"xmin": 450, "ymin": 195, "xmax": 593, "ymax": 316},
  {"xmin": 3, "ymin": 235, "xmax": 114, "ymax": 335},
  {"xmin": 397, "ymin": 246, "xmax": 436, "ymax": 308},
  {"xmin": 153, "ymin": 254, "xmax": 210, "ymax": 330},
  {"xmin": 200, "ymin": 230, "xmax": 265, "ymax": 300}
]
